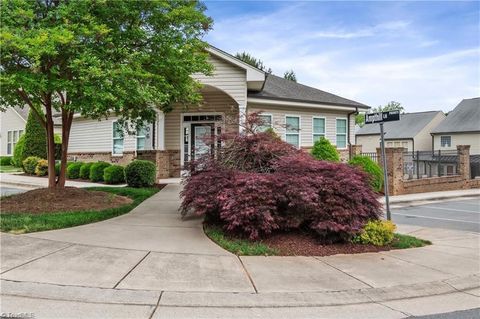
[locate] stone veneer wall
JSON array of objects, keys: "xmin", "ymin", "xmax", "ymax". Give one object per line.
[
  {"xmin": 67, "ymin": 152, "xmax": 136, "ymax": 166},
  {"xmin": 377, "ymin": 145, "xmax": 479, "ymax": 195}
]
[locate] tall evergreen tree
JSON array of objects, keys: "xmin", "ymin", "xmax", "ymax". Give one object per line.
[{"xmin": 22, "ymin": 109, "xmax": 47, "ymax": 161}]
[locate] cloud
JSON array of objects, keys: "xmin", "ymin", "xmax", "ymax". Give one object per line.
[{"xmin": 311, "ymin": 20, "xmax": 411, "ymax": 39}]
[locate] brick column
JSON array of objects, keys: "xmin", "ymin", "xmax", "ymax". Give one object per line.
[
  {"xmin": 349, "ymin": 144, "xmax": 362, "ymax": 158},
  {"xmin": 377, "ymin": 147, "xmax": 405, "ymax": 195},
  {"xmin": 457, "ymin": 145, "xmax": 471, "ymax": 180}
]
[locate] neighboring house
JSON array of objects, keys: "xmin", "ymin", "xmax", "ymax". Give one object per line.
[
  {"xmin": 0, "ymin": 106, "xmax": 28, "ymax": 156},
  {"xmin": 67, "ymin": 46, "xmax": 370, "ymax": 178},
  {"xmin": 431, "ymin": 97, "xmax": 480, "ymax": 155},
  {"xmin": 355, "ymin": 111, "xmax": 445, "ymax": 153},
  {"xmin": 0, "ymin": 106, "xmax": 61, "ymax": 157}
]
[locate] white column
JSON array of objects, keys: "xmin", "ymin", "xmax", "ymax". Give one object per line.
[
  {"xmin": 238, "ymin": 104, "xmax": 247, "ymax": 134},
  {"xmin": 157, "ymin": 111, "xmax": 165, "ymax": 150}
]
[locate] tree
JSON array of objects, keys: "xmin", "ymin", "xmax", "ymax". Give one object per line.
[
  {"xmin": 1, "ymin": 0, "xmax": 212, "ymax": 188},
  {"xmin": 235, "ymin": 52, "xmax": 272, "ymax": 73},
  {"xmin": 22, "ymin": 109, "xmax": 47, "ymax": 161},
  {"xmin": 283, "ymin": 70, "xmax": 297, "ymax": 82}
]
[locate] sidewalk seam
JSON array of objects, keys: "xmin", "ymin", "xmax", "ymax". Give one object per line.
[
  {"xmin": 148, "ymin": 291, "xmax": 163, "ymax": 319},
  {"xmin": 113, "ymin": 251, "xmax": 151, "ymax": 289},
  {"xmin": 314, "ymin": 257, "xmax": 374, "ymax": 289},
  {"xmin": 0, "ymin": 243, "xmax": 75, "ymax": 275},
  {"xmin": 237, "ymin": 256, "xmax": 258, "ymax": 294}
]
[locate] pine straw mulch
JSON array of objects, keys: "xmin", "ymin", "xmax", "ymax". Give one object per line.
[
  {"xmin": 262, "ymin": 231, "xmax": 392, "ymax": 256},
  {"xmin": 0, "ymin": 187, "xmax": 132, "ymax": 214}
]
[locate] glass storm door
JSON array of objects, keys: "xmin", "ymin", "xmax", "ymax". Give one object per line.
[{"xmin": 191, "ymin": 123, "xmax": 214, "ymax": 161}]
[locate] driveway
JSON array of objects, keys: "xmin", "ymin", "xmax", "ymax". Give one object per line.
[
  {"xmin": 392, "ymin": 197, "xmax": 480, "ymax": 232},
  {"xmin": 1, "ymin": 184, "xmax": 479, "ymax": 318}
]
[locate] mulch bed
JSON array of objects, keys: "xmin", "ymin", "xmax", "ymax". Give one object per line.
[
  {"xmin": 0, "ymin": 187, "xmax": 132, "ymax": 214},
  {"xmin": 262, "ymin": 232, "xmax": 392, "ymax": 256}
]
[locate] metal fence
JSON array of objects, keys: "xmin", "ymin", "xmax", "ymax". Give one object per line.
[
  {"xmin": 360, "ymin": 152, "xmax": 379, "ymax": 163},
  {"xmin": 403, "ymin": 150, "xmax": 459, "ymax": 180},
  {"xmin": 470, "ymin": 155, "xmax": 480, "ymax": 178}
]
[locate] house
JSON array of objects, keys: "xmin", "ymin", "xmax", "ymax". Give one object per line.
[
  {"xmin": 0, "ymin": 106, "xmax": 61, "ymax": 157},
  {"xmin": 0, "ymin": 107, "xmax": 29, "ymax": 156},
  {"xmin": 355, "ymin": 111, "xmax": 445, "ymax": 153},
  {"xmin": 66, "ymin": 46, "xmax": 370, "ymax": 179},
  {"xmin": 431, "ymin": 97, "xmax": 480, "ymax": 155}
]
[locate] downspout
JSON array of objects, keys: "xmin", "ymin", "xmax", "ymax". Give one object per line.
[{"xmin": 347, "ymin": 107, "xmax": 359, "ymax": 159}]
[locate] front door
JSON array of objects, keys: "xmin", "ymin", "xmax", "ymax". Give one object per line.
[{"xmin": 191, "ymin": 123, "xmax": 214, "ymax": 161}]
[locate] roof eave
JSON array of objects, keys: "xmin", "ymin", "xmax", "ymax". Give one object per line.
[{"xmin": 247, "ymin": 96, "xmax": 370, "ymax": 110}]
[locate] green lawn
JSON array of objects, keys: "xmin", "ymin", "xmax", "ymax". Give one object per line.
[
  {"xmin": 0, "ymin": 187, "xmax": 159, "ymax": 234},
  {"xmin": 391, "ymin": 233, "xmax": 431, "ymax": 249},
  {"xmin": 204, "ymin": 225, "xmax": 278, "ymax": 256},
  {"xmin": 0, "ymin": 165, "xmax": 22, "ymax": 173}
]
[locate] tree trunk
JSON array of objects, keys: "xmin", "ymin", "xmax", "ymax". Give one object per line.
[
  {"xmin": 45, "ymin": 100, "xmax": 57, "ymax": 189},
  {"xmin": 57, "ymin": 109, "xmax": 73, "ymax": 188}
]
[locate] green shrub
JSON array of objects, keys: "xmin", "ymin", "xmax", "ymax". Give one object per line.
[
  {"xmin": 125, "ymin": 160, "xmax": 156, "ymax": 187},
  {"xmin": 311, "ymin": 137, "xmax": 340, "ymax": 162},
  {"xmin": 104, "ymin": 165, "xmax": 125, "ymax": 184},
  {"xmin": 0, "ymin": 156, "xmax": 12, "ymax": 166},
  {"xmin": 22, "ymin": 109, "xmax": 47, "ymax": 160},
  {"xmin": 12, "ymin": 135, "xmax": 26, "ymax": 167},
  {"xmin": 353, "ymin": 220, "xmax": 396, "ymax": 246},
  {"xmin": 349, "ymin": 155, "xmax": 384, "ymax": 192},
  {"xmin": 89, "ymin": 162, "xmax": 111, "ymax": 182},
  {"xmin": 79, "ymin": 162, "xmax": 94, "ymax": 180},
  {"xmin": 67, "ymin": 162, "xmax": 84, "ymax": 179},
  {"xmin": 35, "ymin": 159, "xmax": 49, "ymax": 176},
  {"xmin": 55, "ymin": 161, "xmax": 74, "ymax": 176},
  {"xmin": 22, "ymin": 156, "xmax": 42, "ymax": 175}
]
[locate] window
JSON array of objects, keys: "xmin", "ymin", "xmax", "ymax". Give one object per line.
[
  {"xmin": 401, "ymin": 141, "xmax": 408, "ymax": 149},
  {"xmin": 285, "ymin": 116, "xmax": 300, "ymax": 147},
  {"xmin": 112, "ymin": 122, "xmax": 124, "ymax": 155},
  {"xmin": 440, "ymin": 136, "xmax": 451, "ymax": 147},
  {"xmin": 136, "ymin": 126, "xmax": 147, "ymax": 150},
  {"xmin": 336, "ymin": 118, "xmax": 347, "ymax": 148},
  {"xmin": 7, "ymin": 130, "xmax": 23, "ymax": 155},
  {"xmin": 312, "ymin": 117, "xmax": 325, "ymax": 142},
  {"xmin": 257, "ymin": 114, "xmax": 272, "ymax": 132}
]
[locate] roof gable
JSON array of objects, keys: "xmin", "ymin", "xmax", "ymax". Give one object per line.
[
  {"xmin": 356, "ymin": 111, "xmax": 444, "ymax": 139},
  {"xmin": 431, "ymin": 98, "xmax": 480, "ymax": 134}
]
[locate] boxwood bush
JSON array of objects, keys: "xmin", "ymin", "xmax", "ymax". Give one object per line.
[
  {"xmin": 35, "ymin": 159, "xmax": 48, "ymax": 176},
  {"xmin": 67, "ymin": 162, "xmax": 84, "ymax": 179},
  {"xmin": 89, "ymin": 162, "xmax": 111, "ymax": 182},
  {"xmin": 79, "ymin": 162, "xmax": 94, "ymax": 180},
  {"xmin": 0, "ymin": 156, "xmax": 12, "ymax": 166},
  {"xmin": 310, "ymin": 137, "xmax": 340, "ymax": 162},
  {"xmin": 104, "ymin": 165, "xmax": 125, "ymax": 184},
  {"xmin": 125, "ymin": 160, "xmax": 156, "ymax": 187},
  {"xmin": 22, "ymin": 156, "xmax": 42, "ymax": 175},
  {"xmin": 181, "ymin": 129, "xmax": 382, "ymax": 242},
  {"xmin": 349, "ymin": 155, "xmax": 383, "ymax": 192}
]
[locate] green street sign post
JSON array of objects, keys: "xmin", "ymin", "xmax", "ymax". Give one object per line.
[{"xmin": 364, "ymin": 110, "xmax": 400, "ymax": 220}]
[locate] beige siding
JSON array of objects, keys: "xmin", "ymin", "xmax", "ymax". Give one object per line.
[
  {"xmin": 433, "ymin": 133, "xmax": 480, "ymax": 155},
  {"xmin": 69, "ymin": 117, "xmax": 136, "ymax": 153},
  {"xmin": 164, "ymin": 91, "xmax": 239, "ymax": 150},
  {"xmin": 193, "ymin": 55, "xmax": 247, "ymax": 107},
  {"xmin": 0, "ymin": 108, "xmax": 26, "ymax": 156},
  {"xmin": 413, "ymin": 112, "xmax": 446, "ymax": 151},
  {"xmin": 248, "ymin": 104, "xmax": 355, "ymax": 149},
  {"xmin": 356, "ymin": 134, "xmax": 380, "ymax": 153}
]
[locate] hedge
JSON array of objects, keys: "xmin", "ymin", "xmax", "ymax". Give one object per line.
[
  {"xmin": 125, "ymin": 160, "xmax": 156, "ymax": 187},
  {"xmin": 67, "ymin": 162, "xmax": 84, "ymax": 179},
  {"xmin": 0, "ymin": 156, "xmax": 12, "ymax": 166},
  {"xmin": 349, "ymin": 155, "xmax": 383, "ymax": 192},
  {"xmin": 104, "ymin": 165, "xmax": 125, "ymax": 184},
  {"xmin": 89, "ymin": 162, "xmax": 111, "ymax": 182},
  {"xmin": 79, "ymin": 162, "xmax": 94, "ymax": 180}
]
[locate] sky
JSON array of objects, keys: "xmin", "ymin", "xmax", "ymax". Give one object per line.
[{"xmin": 203, "ymin": 1, "xmax": 479, "ymax": 113}]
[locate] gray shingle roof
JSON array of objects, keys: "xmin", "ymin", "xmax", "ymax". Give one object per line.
[
  {"xmin": 356, "ymin": 111, "xmax": 443, "ymax": 139},
  {"xmin": 431, "ymin": 98, "xmax": 480, "ymax": 134},
  {"xmin": 248, "ymin": 74, "xmax": 368, "ymax": 108},
  {"xmin": 12, "ymin": 106, "xmax": 29, "ymax": 121}
]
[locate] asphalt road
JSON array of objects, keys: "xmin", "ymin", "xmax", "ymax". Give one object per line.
[
  {"xmin": 411, "ymin": 308, "xmax": 480, "ymax": 319},
  {"xmin": 392, "ymin": 197, "xmax": 480, "ymax": 233}
]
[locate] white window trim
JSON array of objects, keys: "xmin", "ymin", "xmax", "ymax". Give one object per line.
[
  {"xmin": 135, "ymin": 124, "xmax": 148, "ymax": 151},
  {"xmin": 6, "ymin": 130, "xmax": 23, "ymax": 155},
  {"xmin": 335, "ymin": 117, "xmax": 348, "ymax": 149},
  {"xmin": 112, "ymin": 120, "xmax": 124, "ymax": 156},
  {"xmin": 312, "ymin": 116, "xmax": 326, "ymax": 143},
  {"xmin": 440, "ymin": 135, "xmax": 451, "ymax": 148},
  {"xmin": 257, "ymin": 113, "xmax": 273, "ymax": 132},
  {"xmin": 284, "ymin": 115, "xmax": 301, "ymax": 148}
]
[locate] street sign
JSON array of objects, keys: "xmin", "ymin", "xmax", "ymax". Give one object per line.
[
  {"xmin": 363, "ymin": 110, "xmax": 400, "ymax": 221},
  {"xmin": 365, "ymin": 110, "xmax": 400, "ymax": 124}
]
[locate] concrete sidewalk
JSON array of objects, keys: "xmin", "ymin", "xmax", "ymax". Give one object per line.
[
  {"xmin": 383, "ymin": 188, "xmax": 480, "ymax": 205},
  {"xmin": 1, "ymin": 184, "xmax": 479, "ymax": 318}
]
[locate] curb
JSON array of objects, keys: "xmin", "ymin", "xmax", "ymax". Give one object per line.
[
  {"xmin": 1, "ymin": 274, "xmax": 478, "ymax": 308},
  {"xmin": 383, "ymin": 193, "xmax": 480, "ymax": 206}
]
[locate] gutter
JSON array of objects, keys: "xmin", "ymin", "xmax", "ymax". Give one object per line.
[{"xmin": 347, "ymin": 107, "xmax": 359, "ymax": 158}]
